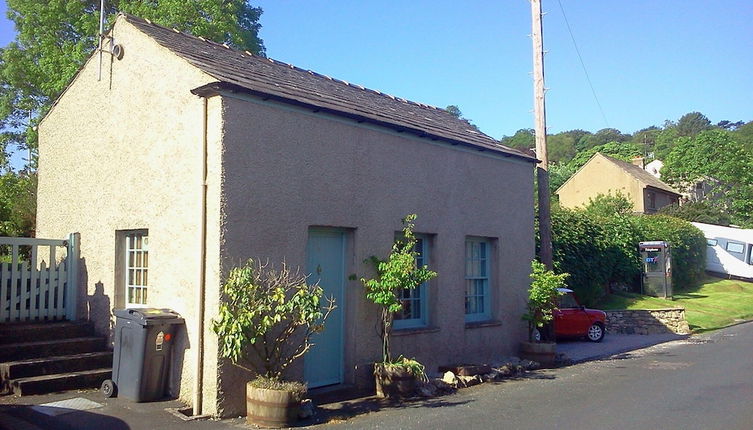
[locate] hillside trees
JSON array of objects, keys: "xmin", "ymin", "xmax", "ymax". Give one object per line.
[{"xmin": 662, "ymin": 130, "xmax": 753, "ymax": 226}]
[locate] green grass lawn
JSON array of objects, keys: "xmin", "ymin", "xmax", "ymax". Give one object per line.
[{"xmin": 597, "ymin": 275, "xmax": 753, "ymax": 333}]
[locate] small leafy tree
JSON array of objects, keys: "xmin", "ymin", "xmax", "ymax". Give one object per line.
[
  {"xmin": 361, "ymin": 214, "xmax": 437, "ymax": 364},
  {"xmin": 523, "ymin": 261, "xmax": 568, "ymax": 342},
  {"xmin": 212, "ymin": 259, "xmax": 335, "ymax": 382}
]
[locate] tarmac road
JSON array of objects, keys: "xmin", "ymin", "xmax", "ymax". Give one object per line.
[
  {"xmin": 2, "ymin": 323, "xmax": 751, "ymax": 429},
  {"xmin": 322, "ymin": 322, "xmax": 753, "ymax": 430}
]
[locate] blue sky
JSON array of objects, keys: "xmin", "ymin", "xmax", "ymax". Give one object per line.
[{"xmin": 1, "ymin": 0, "xmax": 752, "ymax": 140}]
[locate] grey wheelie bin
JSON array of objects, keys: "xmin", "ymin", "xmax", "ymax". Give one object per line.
[{"xmin": 101, "ymin": 308, "xmax": 184, "ymax": 402}]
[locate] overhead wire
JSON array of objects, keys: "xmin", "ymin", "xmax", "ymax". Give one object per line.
[{"xmin": 556, "ymin": 0, "xmax": 610, "ymax": 128}]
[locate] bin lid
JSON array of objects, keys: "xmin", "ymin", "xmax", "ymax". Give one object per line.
[{"xmin": 113, "ymin": 308, "xmax": 184, "ymax": 326}]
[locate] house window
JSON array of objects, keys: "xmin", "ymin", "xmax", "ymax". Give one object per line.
[
  {"xmin": 125, "ymin": 232, "xmax": 149, "ymax": 307},
  {"xmin": 465, "ymin": 237, "xmax": 491, "ymax": 322},
  {"xmin": 394, "ymin": 235, "xmax": 430, "ymax": 329},
  {"xmin": 726, "ymin": 241, "xmax": 744, "ymax": 254},
  {"xmin": 647, "ymin": 191, "xmax": 656, "ymax": 210}
]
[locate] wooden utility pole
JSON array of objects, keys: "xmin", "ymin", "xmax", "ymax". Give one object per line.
[{"xmin": 531, "ymin": 0, "xmax": 553, "ymax": 269}]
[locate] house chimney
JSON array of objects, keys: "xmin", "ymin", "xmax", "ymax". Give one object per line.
[{"xmin": 631, "ymin": 156, "xmax": 644, "ymax": 168}]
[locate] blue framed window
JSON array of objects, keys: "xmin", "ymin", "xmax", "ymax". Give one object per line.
[
  {"xmin": 465, "ymin": 237, "xmax": 491, "ymax": 322},
  {"xmin": 394, "ymin": 235, "xmax": 429, "ymax": 329}
]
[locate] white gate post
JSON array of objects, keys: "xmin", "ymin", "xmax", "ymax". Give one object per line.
[{"xmin": 65, "ymin": 233, "xmax": 80, "ymax": 321}]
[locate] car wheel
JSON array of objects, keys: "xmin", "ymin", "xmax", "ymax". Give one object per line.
[{"xmin": 587, "ymin": 323, "xmax": 604, "ymax": 342}]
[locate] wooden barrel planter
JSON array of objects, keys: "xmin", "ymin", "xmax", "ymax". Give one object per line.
[
  {"xmin": 246, "ymin": 383, "xmax": 302, "ymax": 428},
  {"xmin": 374, "ymin": 363, "xmax": 416, "ymax": 398},
  {"xmin": 519, "ymin": 341, "xmax": 557, "ymax": 368}
]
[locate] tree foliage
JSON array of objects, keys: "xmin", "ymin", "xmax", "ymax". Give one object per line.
[
  {"xmin": 676, "ymin": 111, "xmax": 712, "ymax": 137},
  {"xmin": 658, "ymin": 201, "xmax": 731, "ymax": 226},
  {"xmin": 500, "ymin": 128, "xmax": 535, "ymax": 150},
  {"xmin": 212, "ymin": 259, "xmax": 335, "ymax": 380},
  {"xmin": 1, "ymin": 0, "xmax": 265, "ymax": 156},
  {"xmin": 662, "ymin": 130, "xmax": 753, "ymax": 226},
  {"xmin": 522, "ymin": 261, "xmax": 567, "ymax": 342},
  {"xmin": 361, "ymin": 214, "xmax": 436, "ymax": 363}
]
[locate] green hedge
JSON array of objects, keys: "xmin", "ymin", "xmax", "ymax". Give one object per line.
[{"xmin": 544, "ymin": 208, "xmax": 706, "ymax": 306}]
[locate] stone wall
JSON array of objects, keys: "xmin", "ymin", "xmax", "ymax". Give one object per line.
[{"xmin": 605, "ymin": 308, "xmax": 690, "ymax": 335}]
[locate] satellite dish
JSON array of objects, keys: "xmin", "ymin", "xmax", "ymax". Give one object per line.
[{"xmin": 111, "ymin": 44, "xmax": 124, "ymax": 60}]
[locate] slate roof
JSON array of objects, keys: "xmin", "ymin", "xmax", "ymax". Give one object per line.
[
  {"xmin": 122, "ymin": 14, "xmax": 534, "ymax": 162},
  {"xmin": 600, "ymin": 153, "xmax": 681, "ymax": 195}
]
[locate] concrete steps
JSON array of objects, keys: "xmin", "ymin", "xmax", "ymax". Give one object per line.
[
  {"xmin": 10, "ymin": 368, "xmax": 113, "ymax": 396},
  {"xmin": 0, "ymin": 321, "xmax": 111, "ymax": 396}
]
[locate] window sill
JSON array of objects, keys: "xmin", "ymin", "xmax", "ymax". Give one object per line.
[
  {"xmin": 392, "ymin": 326, "xmax": 441, "ymax": 336},
  {"xmin": 465, "ymin": 320, "xmax": 503, "ymax": 330}
]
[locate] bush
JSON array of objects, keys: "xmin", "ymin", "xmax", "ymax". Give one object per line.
[
  {"xmin": 658, "ymin": 201, "xmax": 731, "ymax": 226},
  {"xmin": 549, "ymin": 208, "xmax": 610, "ymax": 305},
  {"xmin": 546, "ymin": 207, "xmax": 707, "ymax": 305}
]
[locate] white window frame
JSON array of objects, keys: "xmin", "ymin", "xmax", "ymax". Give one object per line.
[
  {"xmin": 394, "ymin": 235, "xmax": 430, "ymax": 330},
  {"xmin": 465, "ymin": 237, "xmax": 491, "ymax": 322},
  {"xmin": 125, "ymin": 231, "xmax": 149, "ymax": 308}
]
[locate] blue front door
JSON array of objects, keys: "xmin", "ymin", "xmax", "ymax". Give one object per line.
[{"xmin": 304, "ymin": 230, "xmax": 345, "ymax": 388}]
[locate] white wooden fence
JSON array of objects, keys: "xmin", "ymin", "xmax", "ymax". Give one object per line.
[{"xmin": 0, "ymin": 234, "xmax": 79, "ymax": 323}]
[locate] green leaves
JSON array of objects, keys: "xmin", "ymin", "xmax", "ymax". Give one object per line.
[
  {"xmin": 361, "ymin": 214, "xmax": 437, "ymax": 362},
  {"xmin": 663, "ymin": 130, "xmax": 753, "ymax": 226},
  {"xmin": 1, "ymin": 0, "xmax": 265, "ymax": 159},
  {"xmin": 523, "ymin": 261, "xmax": 567, "ymax": 342},
  {"xmin": 212, "ymin": 259, "xmax": 335, "ymax": 380}
]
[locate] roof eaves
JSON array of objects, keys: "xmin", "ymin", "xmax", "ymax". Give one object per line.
[{"xmin": 192, "ymin": 82, "xmax": 537, "ymax": 163}]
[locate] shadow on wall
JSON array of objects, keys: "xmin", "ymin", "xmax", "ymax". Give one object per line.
[{"xmin": 80, "ymin": 258, "xmax": 114, "ymax": 342}]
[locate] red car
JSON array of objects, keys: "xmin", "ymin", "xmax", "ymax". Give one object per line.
[{"xmin": 535, "ymin": 288, "xmax": 607, "ymax": 342}]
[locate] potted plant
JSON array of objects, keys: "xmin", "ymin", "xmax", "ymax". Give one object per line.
[
  {"xmin": 212, "ymin": 259, "xmax": 335, "ymax": 428},
  {"xmin": 360, "ymin": 214, "xmax": 437, "ymax": 398},
  {"xmin": 520, "ymin": 260, "xmax": 568, "ymax": 367}
]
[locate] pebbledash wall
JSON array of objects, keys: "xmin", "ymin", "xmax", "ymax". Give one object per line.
[
  {"xmin": 214, "ymin": 94, "xmax": 535, "ymax": 415},
  {"xmin": 36, "ymin": 16, "xmax": 536, "ymax": 418},
  {"xmin": 605, "ymin": 308, "xmax": 690, "ymax": 335},
  {"xmin": 37, "ymin": 18, "xmax": 222, "ymax": 415}
]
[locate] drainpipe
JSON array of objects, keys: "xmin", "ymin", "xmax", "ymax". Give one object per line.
[{"xmin": 194, "ymin": 96, "xmax": 209, "ymax": 416}]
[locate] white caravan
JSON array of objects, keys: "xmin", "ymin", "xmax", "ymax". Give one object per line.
[{"xmin": 691, "ymin": 222, "xmax": 753, "ymax": 279}]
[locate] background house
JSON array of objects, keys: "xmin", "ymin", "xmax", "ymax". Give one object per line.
[
  {"xmin": 36, "ymin": 14, "xmax": 537, "ymax": 416},
  {"xmin": 556, "ymin": 152, "xmax": 681, "ymax": 214}
]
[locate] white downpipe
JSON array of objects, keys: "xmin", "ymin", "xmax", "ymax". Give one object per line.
[{"xmin": 194, "ymin": 97, "xmax": 209, "ymax": 416}]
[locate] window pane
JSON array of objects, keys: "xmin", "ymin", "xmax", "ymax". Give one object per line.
[
  {"xmin": 727, "ymin": 242, "xmax": 744, "ymax": 254},
  {"xmin": 143, "ymin": 251, "xmax": 148, "ymax": 267}
]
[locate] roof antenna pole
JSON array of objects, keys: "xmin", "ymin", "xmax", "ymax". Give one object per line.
[{"xmin": 97, "ymin": 0, "xmax": 105, "ymax": 81}]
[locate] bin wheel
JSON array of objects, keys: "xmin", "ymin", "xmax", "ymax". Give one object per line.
[{"xmin": 101, "ymin": 379, "xmax": 117, "ymax": 398}]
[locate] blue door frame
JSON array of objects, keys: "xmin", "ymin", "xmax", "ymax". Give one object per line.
[{"xmin": 304, "ymin": 229, "xmax": 346, "ymax": 388}]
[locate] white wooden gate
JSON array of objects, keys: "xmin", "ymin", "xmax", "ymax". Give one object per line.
[{"xmin": 0, "ymin": 234, "xmax": 79, "ymax": 323}]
